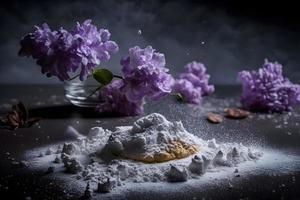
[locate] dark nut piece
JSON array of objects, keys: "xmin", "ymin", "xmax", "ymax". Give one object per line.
[
  {"xmin": 225, "ymin": 108, "xmax": 249, "ymax": 119},
  {"xmin": 207, "ymin": 112, "xmax": 223, "ymax": 124}
]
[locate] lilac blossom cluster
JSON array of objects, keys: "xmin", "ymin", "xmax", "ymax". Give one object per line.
[
  {"xmin": 173, "ymin": 61, "xmax": 215, "ymax": 104},
  {"xmin": 238, "ymin": 59, "xmax": 300, "ymax": 112},
  {"xmin": 96, "ymin": 46, "xmax": 174, "ymax": 116},
  {"xmin": 96, "ymin": 80, "xmax": 144, "ymax": 116},
  {"xmin": 19, "ymin": 20, "xmax": 119, "ymax": 81}
]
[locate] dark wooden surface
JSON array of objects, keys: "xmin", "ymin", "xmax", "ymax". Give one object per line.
[{"xmin": 0, "ymin": 85, "xmax": 299, "ymax": 200}]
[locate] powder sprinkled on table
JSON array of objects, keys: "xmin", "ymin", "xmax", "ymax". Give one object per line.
[{"xmin": 24, "ymin": 113, "xmax": 263, "ymax": 195}]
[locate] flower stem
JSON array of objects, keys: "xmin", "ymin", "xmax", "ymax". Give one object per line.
[
  {"xmin": 86, "ymin": 85, "xmax": 104, "ymax": 99},
  {"xmin": 113, "ymin": 74, "xmax": 124, "ymax": 80},
  {"xmin": 68, "ymin": 74, "xmax": 80, "ymax": 81}
]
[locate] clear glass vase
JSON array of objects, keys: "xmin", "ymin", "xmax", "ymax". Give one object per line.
[{"xmin": 64, "ymin": 77, "xmax": 102, "ymax": 107}]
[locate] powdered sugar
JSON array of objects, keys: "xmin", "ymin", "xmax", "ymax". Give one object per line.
[
  {"xmin": 23, "ymin": 113, "xmax": 269, "ymax": 196},
  {"xmin": 99, "ymin": 113, "xmax": 200, "ymax": 163}
]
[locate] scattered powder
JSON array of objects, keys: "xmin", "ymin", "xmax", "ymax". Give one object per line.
[{"xmin": 24, "ymin": 113, "xmax": 267, "ymax": 195}]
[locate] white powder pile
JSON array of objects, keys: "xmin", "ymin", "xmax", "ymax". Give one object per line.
[
  {"xmin": 25, "ymin": 113, "xmax": 264, "ymax": 195},
  {"xmin": 99, "ymin": 113, "xmax": 200, "ymax": 163}
]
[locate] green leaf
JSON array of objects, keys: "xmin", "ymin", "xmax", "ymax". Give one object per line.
[
  {"xmin": 92, "ymin": 68, "xmax": 113, "ymax": 85},
  {"xmin": 175, "ymin": 93, "xmax": 186, "ymax": 103}
]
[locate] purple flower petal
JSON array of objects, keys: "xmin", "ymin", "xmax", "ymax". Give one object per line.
[
  {"xmin": 19, "ymin": 19, "xmax": 119, "ymax": 81},
  {"xmin": 237, "ymin": 59, "xmax": 300, "ymax": 112},
  {"xmin": 96, "ymin": 80, "xmax": 144, "ymax": 116},
  {"xmin": 173, "ymin": 61, "xmax": 214, "ymax": 104},
  {"xmin": 121, "ymin": 46, "xmax": 174, "ymax": 102},
  {"xmin": 173, "ymin": 79, "xmax": 203, "ymax": 104},
  {"xmin": 99, "ymin": 29, "xmax": 111, "ymax": 42},
  {"xmin": 103, "ymin": 41, "xmax": 119, "ymax": 53}
]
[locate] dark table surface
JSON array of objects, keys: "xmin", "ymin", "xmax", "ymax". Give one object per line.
[{"xmin": 0, "ymin": 85, "xmax": 299, "ymax": 200}]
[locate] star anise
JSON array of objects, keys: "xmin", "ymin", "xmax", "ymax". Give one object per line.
[{"xmin": 0, "ymin": 102, "xmax": 41, "ymax": 130}]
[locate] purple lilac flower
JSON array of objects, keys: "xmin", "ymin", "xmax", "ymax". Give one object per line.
[
  {"xmin": 96, "ymin": 46, "xmax": 174, "ymax": 116},
  {"xmin": 173, "ymin": 79, "xmax": 203, "ymax": 104},
  {"xmin": 238, "ymin": 59, "xmax": 300, "ymax": 112},
  {"xmin": 173, "ymin": 61, "xmax": 214, "ymax": 104},
  {"xmin": 120, "ymin": 46, "xmax": 174, "ymax": 102},
  {"xmin": 19, "ymin": 19, "xmax": 119, "ymax": 81},
  {"xmin": 96, "ymin": 80, "xmax": 144, "ymax": 116}
]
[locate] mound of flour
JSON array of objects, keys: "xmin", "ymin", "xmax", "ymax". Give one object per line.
[
  {"xmin": 25, "ymin": 113, "xmax": 263, "ymax": 194},
  {"xmin": 99, "ymin": 113, "xmax": 199, "ymax": 163}
]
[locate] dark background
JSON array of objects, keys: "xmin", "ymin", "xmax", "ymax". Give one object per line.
[{"xmin": 1, "ymin": 0, "xmax": 300, "ymax": 84}]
